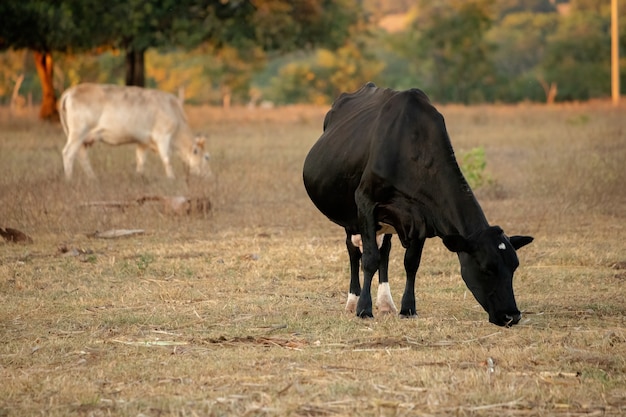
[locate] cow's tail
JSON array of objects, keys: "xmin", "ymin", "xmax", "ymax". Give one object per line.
[{"xmin": 58, "ymin": 90, "xmax": 70, "ymax": 137}]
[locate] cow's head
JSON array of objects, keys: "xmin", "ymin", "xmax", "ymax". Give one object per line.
[
  {"xmin": 443, "ymin": 226, "xmax": 533, "ymax": 327},
  {"xmin": 187, "ymin": 134, "xmax": 212, "ymax": 177}
]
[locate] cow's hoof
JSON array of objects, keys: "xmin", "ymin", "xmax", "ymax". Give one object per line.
[
  {"xmin": 376, "ymin": 300, "xmax": 398, "ymax": 315},
  {"xmin": 399, "ymin": 310, "xmax": 418, "ymax": 319},
  {"xmin": 376, "ymin": 283, "xmax": 397, "ymax": 315},
  {"xmin": 345, "ymin": 293, "xmax": 359, "ymax": 313},
  {"xmin": 378, "ymin": 309, "xmax": 395, "ymax": 315},
  {"xmin": 356, "ymin": 310, "xmax": 374, "ymax": 319}
]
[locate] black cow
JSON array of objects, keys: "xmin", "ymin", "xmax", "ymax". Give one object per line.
[{"xmin": 302, "ymin": 83, "xmax": 533, "ymax": 327}]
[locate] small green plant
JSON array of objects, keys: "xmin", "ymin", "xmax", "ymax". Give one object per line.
[
  {"xmin": 459, "ymin": 146, "xmax": 492, "ymax": 190},
  {"xmin": 84, "ymin": 254, "xmax": 97, "ymax": 264},
  {"xmin": 566, "ymin": 113, "xmax": 590, "ymax": 126},
  {"xmin": 136, "ymin": 253, "xmax": 155, "ymax": 273}
]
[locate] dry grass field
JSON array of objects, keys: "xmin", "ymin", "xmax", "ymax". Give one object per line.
[{"xmin": 1, "ymin": 99, "xmax": 625, "ymax": 417}]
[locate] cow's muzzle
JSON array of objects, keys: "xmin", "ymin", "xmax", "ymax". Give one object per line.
[{"xmin": 491, "ymin": 311, "xmax": 522, "ymax": 327}]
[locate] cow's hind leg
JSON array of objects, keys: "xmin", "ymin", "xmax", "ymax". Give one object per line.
[
  {"xmin": 376, "ymin": 234, "xmax": 397, "ymax": 314},
  {"xmin": 62, "ymin": 133, "xmax": 88, "ymax": 180},
  {"xmin": 345, "ymin": 230, "xmax": 362, "ymax": 313},
  {"xmin": 400, "ymin": 238, "xmax": 425, "ymax": 317}
]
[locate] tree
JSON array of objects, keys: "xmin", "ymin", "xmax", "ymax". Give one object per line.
[
  {"xmin": 97, "ymin": 0, "xmax": 239, "ymax": 87},
  {"xmin": 99, "ymin": 0, "xmax": 360, "ymax": 88},
  {"xmin": 264, "ymin": 42, "xmax": 384, "ymax": 105},
  {"xmin": 493, "ymin": 0, "xmax": 556, "ymax": 19},
  {"xmin": 0, "ymin": 0, "xmax": 361, "ymax": 117},
  {"xmin": 542, "ymin": 10, "xmax": 612, "ymax": 101},
  {"xmin": 486, "ymin": 11, "xmax": 559, "ymax": 102},
  {"xmin": 0, "ymin": 0, "xmax": 102, "ymax": 119},
  {"xmin": 408, "ymin": 0, "xmax": 497, "ymax": 103},
  {"xmin": 0, "ymin": 50, "xmax": 28, "ymax": 102},
  {"xmin": 263, "ymin": 17, "xmax": 383, "ymax": 105}
]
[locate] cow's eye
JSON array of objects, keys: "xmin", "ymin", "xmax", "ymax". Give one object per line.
[{"xmin": 193, "ymin": 148, "xmax": 198, "ymax": 155}]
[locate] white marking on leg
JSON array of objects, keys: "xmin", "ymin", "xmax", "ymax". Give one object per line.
[
  {"xmin": 350, "ymin": 233, "xmax": 385, "ymax": 253},
  {"xmin": 376, "ymin": 233, "xmax": 385, "ymax": 249},
  {"xmin": 345, "ymin": 293, "xmax": 359, "ymax": 313},
  {"xmin": 376, "ymin": 282, "xmax": 397, "ymax": 315},
  {"xmin": 351, "ymin": 234, "xmax": 363, "ymax": 252}
]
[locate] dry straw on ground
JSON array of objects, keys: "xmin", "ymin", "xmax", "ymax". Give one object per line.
[{"xmin": 1, "ymin": 101, "xmax": 625, "ymax": 416}]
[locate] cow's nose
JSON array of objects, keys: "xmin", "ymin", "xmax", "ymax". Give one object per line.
[{"xmin": 504, "ymin": 313, "xmax": 522, "ymax": 327}]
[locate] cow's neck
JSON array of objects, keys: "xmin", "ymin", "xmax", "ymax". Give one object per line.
[
  {"xmin": 429, "ymin": 139, "xmax": 490, "ymax": 238},
  {"xmin": 434, "ymin": 176, "xmax": 489, "ymax": 237},
  {"xmin": 382, "ymin": 171, "xmax": 488, "ymax": 243},
  {"xmin": 174, "ymin": 126, "xmax": 194, "ymax": 158}
]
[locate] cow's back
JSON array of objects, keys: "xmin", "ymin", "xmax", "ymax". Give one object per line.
[
  {"xmin": 303, "ymin": 84, "xmax": 434, "ymax": 232},
  {"xmin": 60, "ymin": 84, "xmax": 188, "ymax": 146}
]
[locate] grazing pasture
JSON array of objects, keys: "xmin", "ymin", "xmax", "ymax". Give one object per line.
[{"xmin": 1, "ymin": 102, "xmax": 625, "ymax": 416}]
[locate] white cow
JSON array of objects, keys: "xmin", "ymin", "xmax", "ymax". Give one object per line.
[{"xmin": 59, "ymin": 83, "xmax": 211, "ymax": 179}]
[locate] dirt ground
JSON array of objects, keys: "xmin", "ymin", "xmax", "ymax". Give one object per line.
[{"xmin": 1, "ymin": 101, "xmax": 625, "ymax": 416}]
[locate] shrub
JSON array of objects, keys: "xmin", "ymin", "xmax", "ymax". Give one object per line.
[{"xmin": 458, "ymin": 146, "xmax": 492, "ymax": 190}]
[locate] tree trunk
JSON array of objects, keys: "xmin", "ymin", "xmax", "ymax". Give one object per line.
[
  {"xmin": 125, "ymin": 48, "xmax": 146, "ymax": 87},
  {"xmin": 33, "ymin": 50, "xmax": 59, "ymax": 121},
  {"xmin": 10, "ymin": 74, "xmax": 25, "ymax": 114},
  {"xmin": 538, "ymin": 76, "xmax": 557, "ymax": 105},
  {"xmin": 221, "ymin": 85, "xmax": 232, "ymax": 109}
]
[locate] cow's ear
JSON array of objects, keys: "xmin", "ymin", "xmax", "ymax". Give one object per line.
[
  {"xmin": 509, "ymin": 235, "xmax": 533, "ymax": 250},
  {"xmin": 442, "ymin": 235, "xmax": 474, "ymax": 253}
]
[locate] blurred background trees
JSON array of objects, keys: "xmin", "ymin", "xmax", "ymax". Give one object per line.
[{"xmin": 0, "ymin": 0, "xmax": 624, "ymax": 119}]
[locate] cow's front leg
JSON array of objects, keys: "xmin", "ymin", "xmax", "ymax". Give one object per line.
[
  {"xmin": 136, "ymin": 145, "xmax": 148, "ymax": 175},
  {"xmin": 345, "ymin": 230, "xmax": 362, "ymax": 313},
  {"xmin": 400, "ymin": 238, "xmax": 425, "ymax": 317},
  {"xmin": 356, "ymin": 268, "xmax": 375, "ymax": 318},
  {"xmin": 376, "ymin": 234, "xmax": 397, "ymax": 314},
  {"xmin": 155, "ymin": 136, "xmax": 175, "ymax": 179}
]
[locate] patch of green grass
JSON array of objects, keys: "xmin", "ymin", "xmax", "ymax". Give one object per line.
[
  {"xmin": 566, "ymin": 113, "xmax": 590, "ymax": 125},
  {"xmin": 459, "ymin": 146, "xmax": 492, "ymax": 190},
  {"xmin": 136, "ymin": 253, "xmax": 156, "ymax": 273}
]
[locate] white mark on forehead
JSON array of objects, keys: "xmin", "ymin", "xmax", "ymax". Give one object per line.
[{"xmin": 498, "ymin": 242, "xmax": 506, "ymax": 250}]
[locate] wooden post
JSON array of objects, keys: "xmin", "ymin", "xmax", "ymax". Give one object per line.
[{"xmin": 612, "ymin": 0, "xmax": 620, "ymax": 106}]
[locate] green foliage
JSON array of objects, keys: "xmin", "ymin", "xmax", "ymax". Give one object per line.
[
  {"xmin": 486, "ymin": 12, "xmax": 559, "ymax": 101},
  {"xmin": 0, "ymin": 0, "xmax": 625, "ymax": 105},
  {"xmin": 542, "ymin": 10, "xmax": 612, "ymax": 100},
  {"xmin": 495, "ymin": 0, "xmax": 557, "ymax": 18},
  {"xmin": 145, "ymin": 44, "xmax": 265, "ymax": 105},
  {"xmin": 0, "ymin": 50, "xmax": 28, "ymax": 100},
  {"xmin": 0, "ymin": 0, "xmax": 99, "ymax": 53},
  {"xmin": 263, "ymin": 37, "xmax": 384, "ymax": 105},
  {"xmin": 250, "ymin": 0, "xmax": 360, "ymax": 52},
  {"xmin": 266, "ymin": 59, "xmax": 325, "ymax": 105},
  {"xmin": 458, "ymin": 147, "xmax": 492, "ymax": 190},
  {"xmin": 0, "ymin": 0, "xmax": 360, "ymax": 99},
  {"xmin": 386, "ymin": 0, "xmax": 625, "ymax": 104},
  {"xmin": 136, "ymin": 253, "xmax": 156, "ymax": 274},
  {"xmin": 566, "ymin": 113, "xmax": 590, "ymax": 126},
  {"xmin": 401, "ymin": 0, "xmax": 498, "ymax": 104}
]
